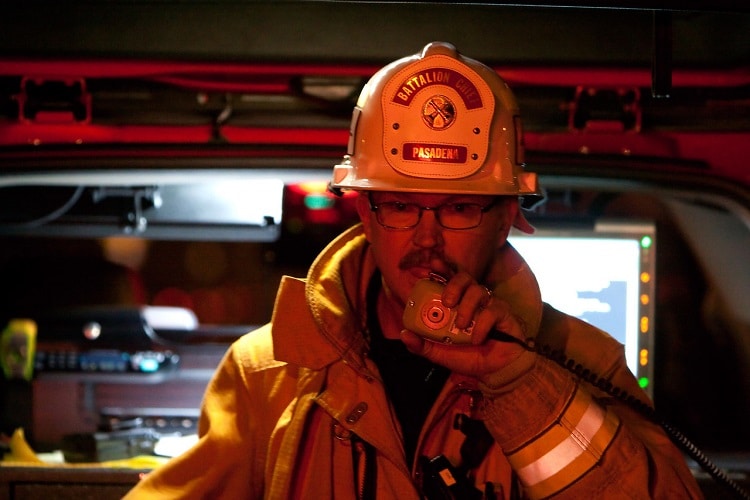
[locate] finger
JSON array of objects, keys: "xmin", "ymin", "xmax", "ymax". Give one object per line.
[
  {"xmin": 452, "ymin": 283, "xmax": 493, "ymax": 329},
  {"xmin": 469, "ymin": 299, "xmax": 527, "ymax": 346},
  {"xmin": 400, "ymin": 329, "xmax": 523, "ymax": 377},
  {"xmin": 401, "ymin": 329, "xmax": 478, "ymax": 365},
  {"xmin": 480, "ymin": 286, "xmax": 493, "ymax": 309},
  {"xmin": 400, "ymin": 328, "xmax": 426, "ymax": 353},
  {"xmin": 440, "ymin": 272, "xmax": 474, "ymax": 308},
  {"xmin": 488, "ymin": 301, "xmax": 527, "ymax": 344}
]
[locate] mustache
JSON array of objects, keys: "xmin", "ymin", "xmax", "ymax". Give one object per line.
[{"xmin": 398, "ymin": 250, "xmax": 458, "ymax": 274}]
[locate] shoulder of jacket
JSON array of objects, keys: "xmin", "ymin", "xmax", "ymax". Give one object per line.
[
  {"xmin": 231, "ymin": 325, "xmax": 287, "ymax": 373},
  {"xmin": 538, "ymin": 304, "xmax": 626, "ymax": 374}
]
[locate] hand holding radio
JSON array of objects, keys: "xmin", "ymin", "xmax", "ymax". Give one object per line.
[
  {"xmin": 400, "ymin": 272, "xmax": 529, "ymax": 379},
  {"xmin": 403, "ymin": 272, "xmax": 518, "ymax": 345},
  {"xmin": 400, "ymin": 272, "xmax": 528, "ymax": 378},
  {"xmin": 402, "ymin": 274, "xmax": 476, "ymax": 345}
]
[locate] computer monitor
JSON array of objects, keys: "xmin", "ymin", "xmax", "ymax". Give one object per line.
[{"xmin": 508, "ymin": 219, "xmax": 656, "ymax": 398}]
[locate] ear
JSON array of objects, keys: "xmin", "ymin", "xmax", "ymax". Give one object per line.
[
  {"xmin": 513, "ymin": 209, "xmax": 535, "ymax": 234},
  {"xmin": 499, "ymin": 197, "xmax": 535, "ymax": 235},
  {"xmin": 495, "ymin": 198, "xmax": 534, "ymax": 249},
  {"xmin": 355, "ymin": 192, "xmax": 374, "ymax": 239}
]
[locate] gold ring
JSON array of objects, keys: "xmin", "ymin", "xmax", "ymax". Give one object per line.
[{"xmin": 480, "ymin": 286, "xmax": 493, "ymax": 308}]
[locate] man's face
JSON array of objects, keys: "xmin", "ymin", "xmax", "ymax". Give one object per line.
[{"xmin": 356, "ymin": 191, "xmax": 519, "ymax": 306}]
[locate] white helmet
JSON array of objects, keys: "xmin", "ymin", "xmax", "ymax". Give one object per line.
[{"xmin": 331, "ymin": 41, "xmax": 540, "ymax": 201}]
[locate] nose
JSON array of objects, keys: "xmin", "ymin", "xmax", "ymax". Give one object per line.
[{"xmin": 412, "ymin": 208, "xmax": 443, "ymax": 248}]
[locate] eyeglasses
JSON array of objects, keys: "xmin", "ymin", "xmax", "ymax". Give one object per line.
[{"xmin": 368, "ymin": 196, "xmax": 501, "ymax": 230}]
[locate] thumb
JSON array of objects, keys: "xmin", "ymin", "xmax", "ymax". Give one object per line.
[{"xmin": 400, "ymin": 329, "xmax": 427, "ymax": 354}]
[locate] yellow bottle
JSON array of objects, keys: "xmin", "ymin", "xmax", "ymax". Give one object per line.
[{"xmin": 0, "ymin": 319, "xmax": 37, "ymax": 381}]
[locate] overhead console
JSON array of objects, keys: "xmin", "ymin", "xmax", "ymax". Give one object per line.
[{"xmin": 0, "ymin": 174, "xmax": 284, "ymax": 241}]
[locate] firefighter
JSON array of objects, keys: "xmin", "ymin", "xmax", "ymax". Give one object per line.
[{"xmin": 126, "ymin": 42, "xmax": 701, "ymax": 499}]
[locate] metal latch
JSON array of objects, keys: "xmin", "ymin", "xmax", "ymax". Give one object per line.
[
  {"xmin": 568, "ymin": 86, "xmax": 642, "ymax": 133},
  {"xmin": 92, "ymin": 186, "xmax": 162, "ymax": 234},
  {"xmin": 17, "ymin": 78, "xmax": 91, "ymax": 123}
]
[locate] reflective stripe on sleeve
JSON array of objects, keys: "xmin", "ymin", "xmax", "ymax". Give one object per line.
[{"xmin": 507, "ymin": 385, "xmax": 620, "ymax": 499}]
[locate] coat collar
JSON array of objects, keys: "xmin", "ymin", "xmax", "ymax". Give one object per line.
[{"xmin": 271, "ymin": 224, "xmax": 376, "ymax": 372}]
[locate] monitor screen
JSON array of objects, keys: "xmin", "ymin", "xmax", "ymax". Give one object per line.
[{"xmin": 508, "ymin": 219, "xmax": 656, "ymax": 398}]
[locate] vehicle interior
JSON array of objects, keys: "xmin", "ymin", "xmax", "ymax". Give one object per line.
[{"xmin": 1, "ymin": 1, "xmax": 749, "ymax": 498}]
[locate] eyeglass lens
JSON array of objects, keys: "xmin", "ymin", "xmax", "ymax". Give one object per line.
[{"xmin": 375, "ymin": 202, "xmax": 487, "ymax": 229}]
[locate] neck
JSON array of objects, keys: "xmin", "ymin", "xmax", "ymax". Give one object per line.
[{"xmin": 376, "ymin": 283, "xmax": 406, "ymax": 340}]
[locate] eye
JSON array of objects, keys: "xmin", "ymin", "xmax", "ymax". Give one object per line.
[
  {"xmin": 390, "ymin": 201, "xmax": 410, "ymax": 212},
  {"xmin": 444, "ymin": 203, "xmax": 469, "ymax": 214}
]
